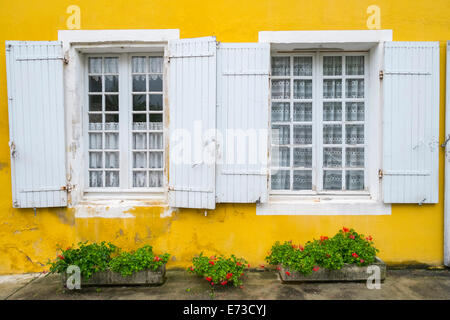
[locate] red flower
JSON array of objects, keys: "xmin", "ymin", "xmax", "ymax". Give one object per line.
[
  {"xmin": 320, "ymin": 236, "xmax": 329, "ymax": 241},
  {"xmin": 368, "ymin": 235, "xmax": 373, "ymax": 241},
  {"xmin": 236, "ymin": 262, "xmax": 242, "ymax": 266},
  {"xmin": 343, "ymin": 227, "xmax": 350, "ymax": 233},
  {"xmin": 285, "ymin": 271, "xmax": 291, "ymax": 276},
  {"xmin": 291, "ymin": 244, "xmax": 298, "ymax": 249},
  {"xmin": 210, "ymin": 256, "xmax": 216, "ymax": 260},
  {"xmin": 349, "ymin": 235, "xmax": 355, "ymax": 240},
  {"xmin": 247, "ymin": 264, "xmax": 250, "ymax": 268},
  {"xmin": 299, "ymin": 245, "xmax": 304, "ymax": 251},
  {"xmin": 260, "ymin": 264, "xmax": 265, "ymax": 268},
  {"xmin": 241, "ymin": 273, "xmax": 244, "ymax": 276},
  {"xmin": 209, "ymin": 260, "xmax": 215, "ymax": 266},
  {"xmin": 276, "ymin": 266, "xmax": 281, "ymax": 271},
  {"xmin": 211, "ymin": 282, "xmax": 214, "ymax": 286},
  {"xmin": 66, "ymin": 247, "xmax": 71, "ymax": 251},
  {"xmin": 226, "ymin": 273, "xmax": 233, "ymax": 279},
  {"xmin": 189, "ymin": 266, "xmax": 194, "ymax": 272},
  {"xmin": 360, "ymin": 259, "xmax": 365, "ymax": 263},
  {"xmin": 313, "ymin": 266, "xmax": 320, "ymax": 272},
  {"xmin": 221, "ymin": 281, "xmax": 227, "ymax": 286},
  {"xmin": 205, "ymin": 276, "xmax": 212, "ymax": 282},
  {"xmin": 352, "ymin": 253, "xmax": 359, "ymax": 258},
  {"xmin": 154, "ymin": 256, "xmax": 162, "ymax": 261},
  {"xmin": 58, "ymin": 255, "xmax": 64, "ymax": 260}
]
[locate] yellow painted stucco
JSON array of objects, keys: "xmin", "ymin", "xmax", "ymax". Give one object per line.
[{"xmin": 0, "ymin": 0, "xmax": 449, "ymax": 274}]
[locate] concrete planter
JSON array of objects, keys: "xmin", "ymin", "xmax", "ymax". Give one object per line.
[
  {"xmin": 61, "ymin": 264, "xmax": 166, "ymax": 287},
  {"xmin": 279, "ymin": 257, "xmax": 386, "ymax": 282}
]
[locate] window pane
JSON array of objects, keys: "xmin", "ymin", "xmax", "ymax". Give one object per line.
[
  {"xmin": 293, "ymin": 80, "xmax": 312, "ymax": 99},
  {"xmin": 293, "ymin": 148, "xmax": 312, "ymax": 167},
  {"xmin": 149, "ymin": 57, "xmax": 163, "ymax": 73},
  {"xmin": 149, "ymin": 94, "xmax": 163, "ymax": 111},
  {"xmin": 88, "ymin": 58, "xmax": 102, "ymax": 73},
  {"xmin": 89, "ymin": 114, "xmax": 102, "ymax": 131},
  {"xmin": 89, "ymin": 171, "xmax": 103, "ymax": 187},
  {"xmin": 346, "ymin": 170, "xmax": 364, "ymax": 190},
  {"xmin": 149, "ymin": 171, "xmax": 163, "ymax": 187},
  {"xmin": 133, "ymin": 75, "xmax": 146, "ymax": 92},
  {"xmin": 149, "ymin": 152, "xmax": 164, "ymax": 168},
  {"xmin": 105, "ymin": 133, "xmax": 119, "ymax": 149},
  {"xmin": 89, "ymin": 95, "xmax": 102, "ymax": 111},
  {"xmin": 323, "ymin": 148, "xmax": 342, "ymax": 168},
  {"xmin": 105, "ymin": 75, "xmax": 118, "ymax": 92},
  {"xmin": 105, "ymin": 152, "xmax": 119, "ymax": 168},
  {"xmin": 133, "ymin": 152, "xmax": 147, "ymax": 168},
  {"xmin": 323, "ymin": 102, "xmax": 342, "ymax": 121},
  {"xmin": 271, "ymin": 125, "xmax": 290, "ymax": 145},
  {"xmin": 271, "ymin": 170, "xmax": 290, "ymax": 190},
  {"xmin": 133, "ymin": 94, "xmax": 146, "ymax": 111},
  {"xmin": 323, "ymin": 124, "xmax": 342, "ymax": 144},
  {"xmin": 89, "ymin": 133, "xmax": 102, "ymax": 149},
  {"xmin": 293, "ymin": 102, "xmax": 312, "ymax": 122},
  {"xmin": 323, "ymin": 56, "xmax": 342, "ymax": 76},
  {"xmin": 133, "ymin": 133, "xmax": 147, "ymax": 150},
  {"xmin": 345, "ymin": 56, "xmax": 364, "ymax": 75},
  {"xmin": 346, "ymin": 147, "xmax": 364, "ymax": 167},
  {"xmin": 132, "ymin": 57, "xmax": 146, "ymax": 73},
  {"xmin": 345, "ymin": 102, "xmax": 364, "ymax": 121},
  {"xmin": 323, "ymin": 79, "xmax": 342, "ymax": 98},
  {"xmin": 104, "ymin": 58, "xmax": 118, "ymax": 73},
  {"xmin": 105, "ymin": 95, "xmax": 118, "ymax": 111},
  {"xmin": 345, "ymin": 79, "xmax": 364, "ymax": 98},
  {"xmin": 293, "ymin": 125, "xmax": 312, "ymax": 144},
  {"xmin": 89, "ymin": 152, "xmax": 102, "ymax": 169},
  {"xmin": 149, "ymin": 114, "xmax": 163, "ymax": 130},
  {"xmin": 271, "ymin": 80, "xmax": 290, "ymax": 99},
  {"xmin": 345, "ymin": 124, "xmax": 364, "ymax": 144},
  {"xmin": 271, "ymin": 102, "xmax": 290, "ymax": 122},
  {"xmin": 149, "ymin": 75, "xmax": 163, "ymax": 92},
  {"xmin": 105, "ymin": 171, "xmax": 119, "ymax": 187},
  {"xmin": 271, "ymin": 147, "xmax": 290, "ymax": 167},
  {"xmin": 293, "ymin": 170, "xmax": 312, "ymax": 190},
  {"xmin": 271, "ymin": 57, "xmax": 290, "ymax": 76},
  {"xmin": 89, "ymin": 76, "xmax": 102, "ymax": 92},
  {"xmin": 133, "ymin": 171, "xmax": 147, "ymax": 187},
  {"xmin": 105, "ymin": 114, "xmax": 119, "ymax": 130},
  {"xmin": 149, "ymin": 133, "xmax": 163, "ymax": 149},
  {"xmin": 293, "ymin": 57, "xmax": 312, "ymax": 76},
  {"xmin": 133, "ymin": 114, "xmax": 147, "ymax": 130},
  {"xmin": 323, "ymin": 170, "xmax": 342, "ymax": 190}
]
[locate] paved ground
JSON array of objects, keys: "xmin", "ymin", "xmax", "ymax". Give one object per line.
[{"xmin": 1, "ymin": 268, "xmax": 450, "ymax": 300}]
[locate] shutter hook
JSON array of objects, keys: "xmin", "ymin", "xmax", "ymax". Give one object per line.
[{"xmin": 441, "ymin": 135, "xmax": 450, "ymax": 148}]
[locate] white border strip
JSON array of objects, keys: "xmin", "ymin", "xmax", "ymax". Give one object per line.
[{"xmin": 258, "ymin": 30, "xmax": 393, "ymax": 43}]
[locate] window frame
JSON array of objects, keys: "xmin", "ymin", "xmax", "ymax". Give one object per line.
[
  {"xmin": 269, "ymin": 51, "xmax": 370, "ymax": 196},
  {"xmin": 83, "ymin": 52, "xmax": 167, "ymax": 194}
]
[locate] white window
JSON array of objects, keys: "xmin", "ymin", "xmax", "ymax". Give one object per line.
[
  {"xmin": 270, "ymin": 53, "xmax": 368, "ymax": 194},
  {"xmin": 85, "ymin": 54, "xmax": 165, "ymax": 191}
]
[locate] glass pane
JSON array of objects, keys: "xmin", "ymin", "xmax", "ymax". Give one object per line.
[
  {"xmin": 149, "ymin": 133, "xmax": 163, "ymax": 149},
  {"xmin": 149, "ymin": 152, "xmax": 164, "ymax": 168},
  {"xmin": 271, "ymin": 80, "xmax": 290, "ymax": 99},
  {"xmin": 323, "ymin": 79, "xmax": 342, "ymax": 98},
  {"xmin": 293, "ymin": 170, "xmax": 312, "ymax": 190},
  {"xmin": 346, "ymin": 56, "xmax": 364, "ymax": 75},
  {"xmin": 133, "ymin": 133, "xmax": 147, "ymax": 149},
  {"xmin": 149, "ymin": 75, "xmax": 163, "ymax": 92},
  {"xmin": 133, "ymin": 75, "xmax": 146, "ymax": 92},
  {"xmin": 105, "ymin": 133, "xmax": 119, "ymax": 149},
  {"xmin": 271, "ymin": 125, "xmax": 290, "ymax": 145},
  {"xmin": 105, "ymin": 95, "xmax": 118, "ymax": 111},
  {"xmin": 89, "ymin": 76, "xmax": 102, "ymax": 92},
  {"xmin": 293, "ymin": 57, "xmax": 312, "ymax": 76},
  {"xmin": 132, "ymin": 57, "xmax": 146, "ymax": 73},
  {"xmin": 133, "ymin": 94, "xmax": 146, "ymax": 111},
  {"xmin": 149, "ymin": 114, "xmax": 163, "ymax": 130},
  {"xmin": 133, "ymin": 152, "xmax": 147, "ymax": 168},
  {"xmin": 149, "ymin": 57, "xmax": 163, "ymax": 73},
  {"xmin": 89, "ymin": 133, "xmax": 102, "ymax": 149},
  {"xmin": 323, "ymin": 170, "xmax": 342, "ymax": 190},
  {"xmin": 105, "ymin": 75, "xmax": 118, "ymax": 92},
  {"xmin": 323, "ymin": 102, "xmax": 342, "ymax": 121},
  {"xmin": 323, "ymin": 147, "xmax": 342, "ymax": 168},
  {"xmin": 105, "ymin": 114, "xmax": 119, "ymax": 130},
  {"xmin": 89, "ymin": 171, "xmax": 103, "ymax": 187},
  {"xmin": 293, "ymin": 102, "xmax": 312, "ymax": 122},
  {"xmin": 293, "ymin": 148, "xmax": 312, "ymax": 167},
  {"xmin": 323, "ymin": 56, "xmax": 342, "ymax": 76},
  {"xmin": 293, "ymin": 80, "xmax": 312, "ymax": 99},
  {"xmin": 133, "ymin": 114, "xmax": 147, "ymax": 130},
  {"xmin": 271, "ymin": 102, "xmax": 290, "ymax": 122},
  {"xmin": 105, "ymin": 171, "xmax": 119, "ymax": 187},
  {"xmin": 88, "ymin": 58, "xmax": 102, "ymax": 74},
  {"xmin": 89, "ymin": 152, "xmax": 102, "ymax": 168},
  {"xmin": 323, "ymin": 124, "xmax": 342, "ymax": 144},
  {"xmin": 346, "ymin": 79, "xmax": 364, "ymax": 98},
  {"xmin": 271, "ymin": 147, "xmax": 290, "ymax": 167},
  {"xmin": 271, "ymin": 57, "xmax": 290, "ymax": 76},
  {"xmin": 293, "ymin": 125, "xmax": 312, "ymax": 144},
  {"xmin": 346, "ymin": 170, "xmax": 364, "ymax": 190},
  {"xmin": 133, "ymin": 171, "xmax": 147, "ymax": 187},
  {"xmin": 88, "ymin": 114, "xmax": 102, "ymax": 131},
  {"xmin": 345, "ymin": 102, "xmax": 364, "ymax": 121},
  {"xmin": 89, "ymin": 95, "xmax": 102, "ymax": 111},
  {"xmin": 105, "ymin": 152, "xmax": 119, "ymax": 168},
  {"xmin": 149, "ymin": 94, "xmax": 163, "ymax": 111},
  {"xmin": 346, "ymin": 147, "xmax": 364, "ymax": 167},
  {"xmin": 149, "ymin": 171, "xmax": 163, "ymax": 187},
  {"xmin": 271, "ymin": 170, "xmax": 290, "ymax": 190},
  {"xmin": 345, "ymin": 124, "xmax": 364, "ymax": 144},
  {"xmin": 104, "ymin": 58, "xmax": 118, "ymax": 73}
]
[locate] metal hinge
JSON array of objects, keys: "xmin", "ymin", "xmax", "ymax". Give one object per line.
[
  {"xmin": 378, "ymin": 169, "xmax": 383, "ymax": 179},
  {"xmin": 379, "ymin": 70, "xmax": 384, "ymax": 80},
  {"xmin": 61, "ymin": 183, "xmax": 74, "ymax": 192},
  {"xmin": 441, "ymin": 134, "xmax": 450, "ymax": 148},
  {"xmin": 9, "ymin": 141, "xmax": 16, "ymax": 158}
]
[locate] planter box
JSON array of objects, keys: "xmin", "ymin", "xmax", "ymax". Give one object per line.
[
  {"xmin": 61, "ymin": 265, "xmax": 166, "ymax": 287},
  {"xmin": 279, "ymin": 257, "xmax": 386, "ymax": 282}
]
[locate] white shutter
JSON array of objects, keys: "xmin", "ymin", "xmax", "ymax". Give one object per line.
[
  {"xmin": 5, "ymin": 41, "xmax": 67, "ymax": 208},
  {"xmin": 168, "ymin": 37, "xmax": 216, "ymax": 209},
  {"xmin": 383, "ymin": 42, "xmax": 439, "ymax": 203},
  {"xmin": 216, "ymin": 43, "xmax": 270, "ymax": 203}
]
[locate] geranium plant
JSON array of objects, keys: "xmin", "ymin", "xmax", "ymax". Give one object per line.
[
  {"xmin": 188, "ymin": 253, "xmax": 248, "ymax": 287},
  {"xmin": 265, "ymin": 227, "xmax": 379, "ymax": 276}
]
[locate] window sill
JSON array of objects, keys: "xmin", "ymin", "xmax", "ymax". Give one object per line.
[{"xmin": 256, "ymin": 196, "xmax": 391, "ymax": 216}]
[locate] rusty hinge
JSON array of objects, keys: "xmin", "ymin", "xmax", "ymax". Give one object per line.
[
  {"xmin": 379, "ymin": 70, "xmax": 384, "ymax": 80},
  {"xmin": 378, "ymin": 169, "xmax": 383, "ymax": 179},
  {"xmin": 61, "ymin": 183, "xmax": 74, "ymax": 192}
]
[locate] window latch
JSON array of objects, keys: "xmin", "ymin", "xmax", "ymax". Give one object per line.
[
  {"xmin": 378, "ymin": 169, "xmax": 383, "ymax": 179},
  {"xmin": 379, "ymin": 70, "xmax": 384, "ymax": 80}
]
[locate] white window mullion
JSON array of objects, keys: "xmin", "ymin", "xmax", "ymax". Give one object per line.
[{"xmin": 119, "ymin": 54, "xmax": 129, "ymax": 189}]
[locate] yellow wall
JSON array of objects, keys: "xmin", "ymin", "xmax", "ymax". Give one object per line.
[{"xmin": 0, "ymin": 0, "xmax": 449, "ymax": 274}]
